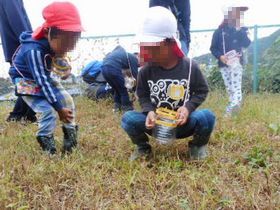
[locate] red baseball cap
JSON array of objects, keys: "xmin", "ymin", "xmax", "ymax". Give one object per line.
[{"xmin": 32, "ymin": 1, "xmax": 84, "ymax": 40}]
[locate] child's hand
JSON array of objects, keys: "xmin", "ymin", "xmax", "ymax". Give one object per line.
[
  {"xmin": 176, "ymin": 106, "xmax": 189, "ymax": 126},
  {"xmin": 219, "ymin": 55, "xmax": 228, "ymax": 64},
  {"xmin": 58, "ymin": 108, "xmax": 73, "ymax": 123},
  {"xmin": 145, "ymin": 111, "xmax": 156, "ymax": 129}
]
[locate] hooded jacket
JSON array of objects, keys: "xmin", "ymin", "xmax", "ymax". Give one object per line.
[
  {"xmin": 9, "ymin": 32, "xmax": 63, "ymax": 111},
  {"xmin": 210, "ymin": 23, "xmax": 251, "ymax": 67}
]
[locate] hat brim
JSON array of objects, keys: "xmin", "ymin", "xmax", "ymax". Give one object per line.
[
  {"xmin": 32, "ymin": 26, "xmax": 45, "ymax": 40},
  {"xmin": 58, "ymin": 24, "xmax": 85, "ymax": 32},
  {"xmin": 137, "ymin": 34, "xmax": 166, "ymax": 44},
  {"xmin": 139, "ymin": 36, "xmax": 185, "ymax": 59},
  {"xmin": 32, "ymin": 23, "xmax": 85, "ymax": 40},
  {"xmin": 234, "ymin": 6, "xmax": 248, "ymax": 11}
]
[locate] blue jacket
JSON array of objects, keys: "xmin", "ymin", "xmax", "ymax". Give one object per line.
[
  {"xmin": 102, "ymin": 45, "xmax": 139, "ymax": 79},
  {"xmin": 9, "ymin": 32, "xmax": 63, "ymax": 111},
  {"xmin": 0, "ymin": 0, "xmax": 32, "ymax": 63},
  {"xmin": 210, "ymin": 24, "xmax": 251, "ymax": 67}
]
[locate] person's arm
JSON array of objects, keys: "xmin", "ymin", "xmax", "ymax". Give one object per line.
[
  {"xmin": 3, "ymin": 0, "xmax": 32, "ymax": 37},
  {"xmin": 128, "ymin": 53, "xmax": 139, "ymax": 79},
  {"xmin": 136, "ymin": 69, "xmax": 155, "ymax": 113},
  {"xmin": 25, "ymin": 49, "xmax": 63, "ymax": 111},
  {"xmin": 184, "ymin": 62, "xmax": 209, "ymax": 113},
  {"xmin": 210, "ymin": 29, "xmax": 224, "ymax": 60},
  {"xmin": 237, "ymin": 27, "xmax": 251, "ymax": 48}
]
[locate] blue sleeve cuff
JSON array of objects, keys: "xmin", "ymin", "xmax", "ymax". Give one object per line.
[{"xmin": 51, "ymin": 101, "xmax": 63, "ymax": 111}]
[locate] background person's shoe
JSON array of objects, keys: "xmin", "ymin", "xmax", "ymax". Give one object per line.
[
  {"xmin": 24, "ymin": 115, "xmax": 37, "ymax": 123},
  {"xmin": 6, "ymin": 115, "xmax": 22, "ymax": 122},
  {"xmin": 121, "ymin": 104, "xmax": 134, "ymax": 112},
  {"xmin": 188, "ymin": 145, "xmax": 208, "ymax": 160},
  {"xmin": 113, "ymin": 103, "xmax": 122, "ymax": 113}
]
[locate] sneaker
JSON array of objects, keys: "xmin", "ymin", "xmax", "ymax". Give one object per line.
[
  {"xmin": 129, "ymin": 147, "xmax": 152, "ymax": 161},
  {"xmin": 113, "ymin": 103, "xmax": 122, "ymax": 113},
  {"xmin": 6, "ymin": 115, "xmax": 21, "ymax": 122},
  {"xmin": 24, "ymin": 115, "xmax": 37, "ymax": 123},
  {"xmin": 224, "ymin": 104, "xmax": 240, "ymax": 117},
  {"xmin": 188, "ymin": 145, "xmax": 208, "ymax": 160}
]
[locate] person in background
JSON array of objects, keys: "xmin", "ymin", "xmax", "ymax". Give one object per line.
[
  {"xmin": 0, "ymin": 0, "xmax": 37, "ymax": 123},
  {"xmin": 210, "ymin": 2, "xmax": 251, "ymax": 117},
  {"xmin": 149, "ymin": 0, "xmax": 191, "ymax": 54},
  {"xmin": 101, "ymin": 45, "xmax": 139, "ymax": 112},
  {"xmin": 81, "ymin": 60, "xmax": 113, "ymax": 101}
]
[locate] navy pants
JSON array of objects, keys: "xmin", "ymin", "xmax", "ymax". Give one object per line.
[
  {"xmin": 121, "ymin": 109, "xmax": 216, "ymax": 148},
  {"xmin": 149, "ymin": 0, "xmax": 190, "ymax": 54},
  {"xmin": 8, "ymin": 96, "xmax": 36, "ymax": 121},
  {"xmin": 102, "ymin": 65, "xmax": 132, "ymax": 107}
]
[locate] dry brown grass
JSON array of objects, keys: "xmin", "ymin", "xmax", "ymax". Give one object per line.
[{"xmin": 0, "ymin": 92, "xmax": 279, "ymax": 209}]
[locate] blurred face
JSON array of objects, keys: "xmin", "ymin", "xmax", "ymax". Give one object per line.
[
  {"xmin": 225, "ymin": 7, "xmax": 245, "ymax": 27},
  {"xmin": 140, "ymin": 41, "xmax": 171, "ymax": 66},
  {"xmin": 47, "ymin": 28, "xmax": 81, "ymax": 56}
]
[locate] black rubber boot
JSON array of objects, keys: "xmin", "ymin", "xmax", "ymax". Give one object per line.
[
  {"xmin": 129, "ymin": 133, "xmax": 152, "ymax": 161},
  {"xmin": 188, "ymin": 134, "xmax": 210, "ymax": 160},
  {"xmin": 37, "ymin": 135, "xmax": 56, "ymax": 155},
  {"xmin": 62, "ymin": 125, "xmax": 78, "ymax": 154}
]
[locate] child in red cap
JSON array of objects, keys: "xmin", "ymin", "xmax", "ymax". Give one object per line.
[{"xmin": 9, "ymin": 1, "xmax": 84, "ymax": 155}]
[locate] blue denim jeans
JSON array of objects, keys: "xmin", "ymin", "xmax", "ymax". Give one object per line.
[
  {"xmin": 121, "ymin": 109, "xmax": 216, "ymax": 147},
  {"xmin": 22, "ymin": 80, "xmax": 76, "ymax": 137}
]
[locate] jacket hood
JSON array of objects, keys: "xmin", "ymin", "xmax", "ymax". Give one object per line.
[{"xmin": 19, "ymin": 31, "xmax": 51, "ymax": 51}]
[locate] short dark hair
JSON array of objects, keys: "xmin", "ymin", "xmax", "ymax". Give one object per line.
[{"xmin": 48, "ymin": 27, "xmax": 81, "ymax": 39}]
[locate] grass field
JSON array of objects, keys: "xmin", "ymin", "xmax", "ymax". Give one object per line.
[{"xmin": 0, "ymin": 92, "xmax": 279, "ymax": 209}]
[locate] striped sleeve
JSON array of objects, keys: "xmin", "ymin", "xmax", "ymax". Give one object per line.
[{"xmin": 25, "ymin": 50, "xmax": 63, "ymax": 111}]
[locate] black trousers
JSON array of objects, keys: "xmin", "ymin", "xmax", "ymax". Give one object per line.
[
  {"xmin": 8, "ymin": 96, "xmax": 36, "ymax": 120},
  {"xmin": 149, "ymin": 0, "xmax": 191, "ymax": 45}
]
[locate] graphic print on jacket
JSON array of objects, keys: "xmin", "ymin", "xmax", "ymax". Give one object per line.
[{"xmin": 148, "ymin": 78, "xmax": 189, "ymax": 110}]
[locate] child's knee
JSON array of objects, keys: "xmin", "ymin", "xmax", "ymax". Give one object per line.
[
  {"xmin": 192, "ymin": 109, "xmax": 216, "ymax": 131},
  {"xmin": 41, "ymin": 108, "xmax": 57, "ymax": 122},
  {"xmin": 121, "ymin": 111, "xmax": 135, "ymax": 130}
]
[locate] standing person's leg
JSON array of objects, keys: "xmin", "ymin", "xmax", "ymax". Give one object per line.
[
  {"xmin": 102, "ymin": 65, "xmax": 133, "ymax": 111},
  {"xmin": 174, "ymin": 0, "xmax": 191, "ymax": 55},
  {"xmin": 220, "ymin": 66, "xmax": 235, "ymax": 115},
  {"xmin": 7, "ymin": 96, "xmax": 37, "ymax": 122},
  {"xmin": 230, "ymin": 64, "xmax": 243, "ymax": 110},
  {"xmin": 176, "ymin": 109, "xmax": 216, "ymax": 159},
  {"xmin": 121, "ymin": 111, "xmax": 152, "ymax": 160}
]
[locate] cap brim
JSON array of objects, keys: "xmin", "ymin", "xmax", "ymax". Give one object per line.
[
  {"xmin": 32, "ymin": 26, "xmax": 45, "ymax": 40},
  {"xmin": 57, "ymin": 24, "xmax": 85, "ymax": 32},
  {"xmin": 239, "ymin": 6, "xmax": 249, "ymax": 11},
  {"xmin": 136, "ymin": 34, "xmax": 166, "ymax": 44},
  {"xmin": 32, "ymin": 23, "xmax": 85, "ymax": 40}
]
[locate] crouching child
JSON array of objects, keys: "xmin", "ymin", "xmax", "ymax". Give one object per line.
[
  {"xmin": 9, "ymin": 2, "xmax": 84, "ymax": 154},
  {"xmin": 121, "ymin": 7, "xmax": 216, "ymax": 161}
]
